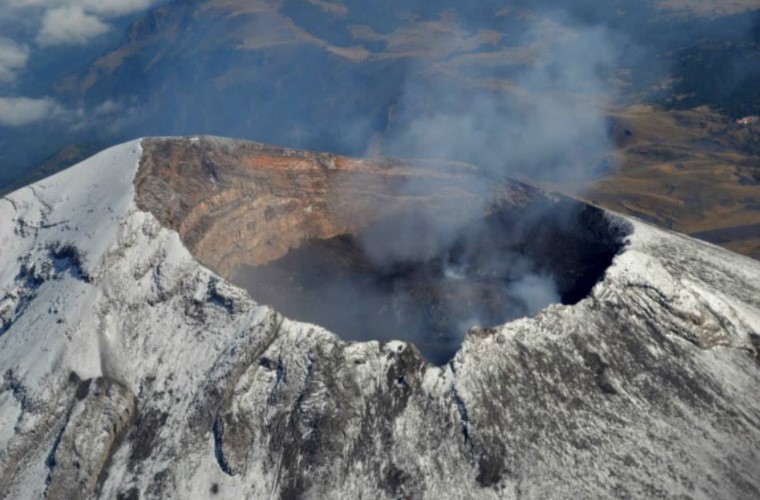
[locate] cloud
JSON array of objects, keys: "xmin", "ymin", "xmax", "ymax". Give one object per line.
[
  {"xmin": 342, "ymin": 12, "xmax": 628, "ymax": 354},
  {"xmin": 381, "ymin": 19, "xmax": 620, "ymax": 182},
  {"xmin": 0, "ymin": 37, "xmax": 29, "ymax": 82},
  {"xmin": 0, "ymin": 0, "xmax": 160, "ymax": 48},
  {"xmin": 0, "ymin": 96, "xmax": 63, "ymax": 126},
  {"xmin": 0, "ymin": 94, "xmax": 143, "ymax": 134},
  {"xmin": 79, "ymin": 0, "xmax": 157, "ymax": 16},
  {"xmin": 72, "ymin": 98, "xmax": 146, "ymax": 133},
  {"xmin": 4, "ymin": 0, "xmax": 157, "ymax": 16},
  {"xmin": 36, "ymin": 6, "xmax": 110, "ymax": 46}
]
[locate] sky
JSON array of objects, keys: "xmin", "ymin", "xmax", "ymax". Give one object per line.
[
  {"xmin": 0, "ymin": 0, "xmax": 757, "ymax": 190},
  {"xmin": 0, "ymin": 0, "xmax": 159, "ymax": 126}
]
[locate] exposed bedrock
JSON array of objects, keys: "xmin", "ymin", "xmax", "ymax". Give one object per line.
[{"xmin": 135, "ymin": 136, "xmax": 507, "ymax": 275}]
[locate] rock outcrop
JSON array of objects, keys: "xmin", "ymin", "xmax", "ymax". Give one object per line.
[{"xmin": 135, "ymin": 137, "xmax": 533, "ymax": 275}]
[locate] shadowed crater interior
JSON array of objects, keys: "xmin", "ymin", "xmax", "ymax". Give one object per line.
[{"xmin": 234, "ymin": 199, "xmax": 627, "ymax": 365}]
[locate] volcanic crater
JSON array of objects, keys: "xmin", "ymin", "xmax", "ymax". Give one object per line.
[{"xmin": 136, "ymin": 136, "xmax": 628, "ymax": 364}]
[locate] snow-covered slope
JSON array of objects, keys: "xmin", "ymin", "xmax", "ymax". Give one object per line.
[{"xmin": 0, "ymin": 139, "xmax": 759, "ymax": 499}]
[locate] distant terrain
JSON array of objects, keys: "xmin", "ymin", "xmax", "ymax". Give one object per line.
[
  {"xmin": 1, "ymin": 0, "xmax": 758, "ymax": 258},
  {"xmin": 570, "ymin": 106, "xmax": 760, "ymax": 259}
]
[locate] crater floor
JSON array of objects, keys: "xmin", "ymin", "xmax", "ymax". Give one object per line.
[{"xmin": 236, "ymin": 201, "xmax": 627, "ymax": 364}]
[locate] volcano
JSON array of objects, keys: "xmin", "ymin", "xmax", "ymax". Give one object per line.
[{"xmin": 0, "ymin": 137, "xmax": 759, "ymax": 499}]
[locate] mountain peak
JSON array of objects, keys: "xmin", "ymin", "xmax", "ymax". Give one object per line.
[{"xmin": 1, "ymin": 137, "xmax": 759, "ymax": 498}]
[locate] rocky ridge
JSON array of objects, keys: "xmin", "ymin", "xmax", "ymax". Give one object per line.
[{"xmin": 0, "ymin": 138, "xmax": 758, "ymax": 499}]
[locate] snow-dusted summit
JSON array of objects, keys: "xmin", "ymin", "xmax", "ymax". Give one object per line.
[{"xmin": 1, "ymin": 139, "xmax": 759, "ymax": 499}]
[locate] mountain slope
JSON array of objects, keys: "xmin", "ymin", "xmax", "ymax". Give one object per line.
[{"xmin": 0, "ymin": 138, "xmax": 759, "ymax": 499}]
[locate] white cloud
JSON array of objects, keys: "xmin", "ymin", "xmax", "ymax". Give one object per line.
[
  {"xmin": 0, "ymin": 0, "xmax": 159, "ymax": 47},
  {"xmin": 36, "ymin": 6, "xmax": 110, "ymax": 46},
  {"xmin": 0, "ymin": 96, "xmax": 64, "ymax": 126},
  {"xmin": 0, "ymin": 37, "xmax": 29, "ymax": 82},
  {"xmin": 4, "ymin": 0, "xmax": 157, "ymax": 17},
  {"xmin": 80, "ymin": 0, "xmax": 157, "ymax": 16}
]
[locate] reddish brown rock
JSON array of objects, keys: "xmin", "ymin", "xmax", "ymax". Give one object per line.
[{"xmin": 135, "ymin": 136, "xmax": 533, "ymax": 277}]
